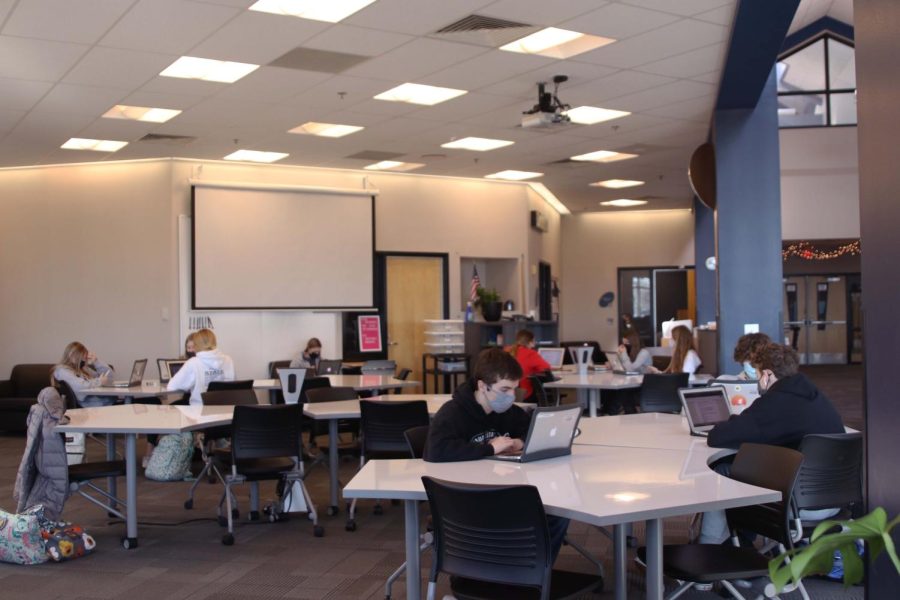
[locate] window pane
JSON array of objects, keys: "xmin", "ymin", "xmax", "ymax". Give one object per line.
[
  {"xmin": 778, "ymin": 94, "xmax": 827, "ymax": 127},
  {"xmin": 777, "ymin": 39, "xmax": 826, "ymax": 92},
  {"xmin": 827, "ymin": 38, "xmax": 856, "ymax": 89},
  {"xmin": 830, "ymin": 92, "xmax": 857, "ymax": 125}
]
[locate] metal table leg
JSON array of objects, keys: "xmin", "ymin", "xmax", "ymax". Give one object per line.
[
  {"xmin": 589, "ymin": 389, "xmax": 600, "ymax": 418},
  {"xmin": 404, "ymin": 500, "xmax": 422, "ymax": 600},
  {"xmin": 328, "ymin": 418, "xmax": 339, "ymax": 515},
  {"xmin": 646, "ymin": 518, "xmax": 664, "ymax": 600},
  {"xmin": 106, "ymin": 433, "xmax": 118, "ymax": 510},
  {"xmin": 123, "ymin": 433, "xmax": 138, "ymax": 549},
  {"xmin": 613, "ymin": 524, "xmax": 627, "ymax": 600}
]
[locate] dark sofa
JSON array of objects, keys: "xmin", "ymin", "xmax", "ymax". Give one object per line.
[{"xmin": 0, "ymin": 364, "xmax": 54, "ymax": 432}]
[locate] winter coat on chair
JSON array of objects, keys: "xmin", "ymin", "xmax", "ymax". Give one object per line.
[{"xmin": 14, "ymin": 387, "xmax": 70, "ymax": 520}]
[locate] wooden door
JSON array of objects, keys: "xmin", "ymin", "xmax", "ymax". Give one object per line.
[{"xmin": 386, "ymin": 256, "xmax": 444, "ymax": 386}]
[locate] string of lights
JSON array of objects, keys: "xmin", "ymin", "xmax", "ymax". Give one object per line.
[{"xmin": 782, "ymin": 240, "xmax": 861, "ymax": 261}]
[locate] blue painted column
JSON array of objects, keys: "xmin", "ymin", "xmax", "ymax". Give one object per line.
[
  {"xmin": 693, "ymin": 196, "xmax": 716, "ymax": 326},
  {"xmin": 714, "ymin": 68, "xmax": 784, "ymax": 372}
]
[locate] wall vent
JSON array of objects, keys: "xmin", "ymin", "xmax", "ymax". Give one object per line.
[
  {"xmin": 436, "ymin": 14, "xmax": 531, "ymax": 33},
  {"xmin": 432, "ymin": 14, "xmax": 538, "ymax": 47}
]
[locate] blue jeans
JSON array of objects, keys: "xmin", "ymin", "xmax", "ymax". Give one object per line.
[{"xmin": 77, "ymin": 395, "xmax": 115, "ymax": 408}]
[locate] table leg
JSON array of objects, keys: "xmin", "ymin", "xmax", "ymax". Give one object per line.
[
  {"xmin": 328, "ymin": 419, "xmax": 339, "ymax": 515},
  {"xmin": 124, "ymin": 433, "xmax": 139, "ymax": 548},
  {"xmin": 613, "ymin": 524, "xmax": 627, "ymax": 600},
  {"xmin": 404, "ymin": 500, "xmax": 422, "ymax": 600},
  {"xmin": 645, "ymin": 518, "xmax": 664, "ymax": 600},
  {"xmin": 106, "ymin": 433, "xmax": 117, "ymax": 510},
  {"xmin": 589, "ymin": 390, "xmax": 599, "ymax": 418}
]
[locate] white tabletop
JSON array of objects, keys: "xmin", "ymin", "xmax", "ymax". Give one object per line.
[
  {"xmin": 575, "ymin": 412, "xmax": 698, "ymax": 451},
  {"xmin": 544, "ymin": 371, "xmax": 643, "ymax": 390},
  {"xmin": 321, "ymin": 374, "xmax": 419, "ymax": 391},
  {"xmin": 55, "ymin": 404, "xmax": 235, "ymax": 434},
  {"xmin": 85, "ymin": 378, "xmax": 281, "ymax": 396},
  {"xmin": 303, "ymin": 394, "xmax": 451, "ymax": 419}
]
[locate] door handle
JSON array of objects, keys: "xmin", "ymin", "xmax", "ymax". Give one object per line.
[{"xmin": 387, "ymin": 341, "xmax": 399, "ymax": 346}]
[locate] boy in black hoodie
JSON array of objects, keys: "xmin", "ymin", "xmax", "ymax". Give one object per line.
[{"xmin": 425, "ymin": 348, "xmax": 570, "ymax": 560}]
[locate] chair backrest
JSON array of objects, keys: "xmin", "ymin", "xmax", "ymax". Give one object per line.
[
  {"xmin": 404, "ymin": 425, "xmax": 429, "ymax": 458},
  {"xmin": 396, "ymin": 368, "xmax": 412, "ymax": 380},
  {"xmin": 276, "ymin": 368, "xmax": 307, "ymax": 405},
  {"xmin": 305, "ymin": 386, "xmax": 359, "ymax": 404},
  {"xmin": 560, "ymin": 341, "xmax": 604, "ymax": 365},
  {"xmin": 422, "ymin": 476, "xmax": 552, "ymax": 599},
  {"xmin": 231, "ymin": 404, "xmax": 301, "ymax": 462},
  {"xmin": 726, "ymin": 443, "xmax": 805, "ymax": 548},
  {"xmin": 361, "ymin": 359, "xmax": 397, "ymax": 375},
  {"xmin": 639, "ymin": 372, "xmax": 690, "ymax": 413},
  {"xmin": 201, "ymin": 389, "xmax": 258, "ymax": 406},
  {"xmin": 268, "ymin": 360, "xmax": 291, "ymax": 378},
  {"xmin": 299, "ymin": 375, "xmax": 330, "ymax": 404},
  {"xmin": 360, "ymin": 400, "xmax": 430, "ymax": 457},
  {"xmin": 317, "ymin": 359, "xmax": 343, "ymax": 375},
  {"xmin": 795, "ymin": 433, "xmax": 863, "ymax": 512},
  {"xmin": 207, "ymin": 379, "xmax": 254, "ymax": 391},
  {"xmin": 13, "ymin": 364, "xmax": 57, "ymax": 397},
  {"xmin": 527, "ymin": 375, "xmax": 550, "ymax": 407},
  {"xmin": 54, "ymin": 379, "xmax": 81, "ymax": 411}
]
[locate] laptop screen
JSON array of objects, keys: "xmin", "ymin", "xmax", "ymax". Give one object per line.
[
  {"xmin": 538, "ymin": 347, "xmax": 565, "ymax": 369},
  {"xmin": 168, "ymin": 360, "xmax": 186, "ymax": 377},
  {"xmin": 683, "ymin": 388, "xmax": 731, "ymax": 427}
]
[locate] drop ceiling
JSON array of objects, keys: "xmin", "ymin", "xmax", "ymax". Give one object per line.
[{"xmin": 0, "ymin": 0, "xmax": 852, "ymax": 213}]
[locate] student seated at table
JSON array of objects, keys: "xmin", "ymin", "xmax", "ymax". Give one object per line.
[
  {"xmin": 166, "ymin": 328, "xmax": 235, "ymax": 406},
  {"xmin": 698, "ymin": 342, "xmax": 844, "ymax": 543},
  {"xmin": 425, "ymin": 347, "xmax": 570, "ymax": 562},
  {"xmin": 616, "ymin": 326, "xmax": 653, "ymax": 373},
  {"xmin": 183, "ymin": 332, "xmax": 196, "ymax": 358},
  {"xmin": 654, "ymin": 325, "xmax": 701, "ymax": 375},
  {"xmin": 290, "ymin": 337, "xmax": 322, "ymax": 372},
  {"xmin": 717, "ymin": 332, "xmax": 771, "ymax": 380},
  {"xmin": 51, "ymin": 341, "xmax": 115, "ymax": 407},
  {"xmin": 506, "ymin": 330, "xmax": 551, "ymax": 403}
]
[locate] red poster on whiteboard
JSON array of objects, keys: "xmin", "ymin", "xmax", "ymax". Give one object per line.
[{"xmin": 358, "ymin": 315, "xmax": 382, "ymax": 352}]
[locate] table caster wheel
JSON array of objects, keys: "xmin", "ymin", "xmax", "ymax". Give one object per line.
[
  {"xmin": 345, "ymin": 520, "xmax": 357, "ymax": 532},
  {"xmin": 184, "ymin": 499, "xmax": 193, "ymax": 510},
  {"xmin": 122, "ymin": 537, "xmax": 138, "ymax": 550},
  {"xmin": 373, "ymin": 504, "xmax": 384, "ymax": 516},
  {"xmin": 327, "ymin": 505, "xmax": 338, "ymax": 516},
  {"xmin": 222, "ymin": 534, "xmax": 234, "ymax": 546},
  {"xmin": 314, "ymin": 525, "xmax": 325, "ymax": 537}
]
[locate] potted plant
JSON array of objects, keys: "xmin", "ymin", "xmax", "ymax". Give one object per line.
[{"xmin": 476, "ymin": 287, "xmax": 503, "ymax": 322}]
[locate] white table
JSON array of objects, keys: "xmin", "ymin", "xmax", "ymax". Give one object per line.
[
  {"xmin": 84, "ymin": 378, "xmax": 282, "ymax": 400},
  {"xmin": 55, "ymin": 404, "xmax": 236, "ymax": 548},
  {"xmin": 343, "ymin": 443, "xmax": 779, "ymax": 600},
  {"xmin": 303, "ymin": 394, "xmax": 451, "ymax": 515},
  {"xmin": 321, "ymin": 374, "xmax": 420, "ymax": 392}
]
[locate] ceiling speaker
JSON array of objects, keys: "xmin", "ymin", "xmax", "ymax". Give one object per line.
[{"xmin": 688, "ymin": 142, "xmax": 716, "ymax": 210}]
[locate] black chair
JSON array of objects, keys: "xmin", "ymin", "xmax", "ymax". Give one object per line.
[
  {"xmin": 422, "ymin": 476, "xmax": 603, "ymax": 600},
  {"xmin": 268, "ymin": 360, "xmax": 292, "ymax": 404},
  {"xmin": 391, "ymin": 367, "xmax": 412, "ymax": 394},
  {"xmin": 208, "ymin": 379, "xmax": 254, "ymax": 392},
  {"xmin": 346, "ymin": 400, "xmax": 430, "ymax": 531},
  {"xmin": 305, "ymin": 386, "xmax": 360, "ymax": 471},
  {"xmin": 404, "ymin": 425, "xmax": 429, "ymax": 459},
  {"xmin": 795, "ymin": 432, "xmax": 863, "ymax": 537},
  {"xmin": 222, "ymin": 404, "xmax": 323, "ymax": 544},
  {"xmin": 528, "ymin": 372, "xmax": 560, "ymax": 407},
  {"xmin": 639, "ymin": 372, "xmax": 689, "ymax": 413},
  {"xmin": 637, "ymin": 443, "xmax": 805, "ymax": 600},
  {"xmin": 56, "ymin": 380, "xmax": 118, "ymax": 455}
]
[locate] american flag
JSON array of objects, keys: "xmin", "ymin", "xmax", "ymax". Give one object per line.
[{"xmin": 469, "ymin": 265, "xmax": 480, "ymax": 302}]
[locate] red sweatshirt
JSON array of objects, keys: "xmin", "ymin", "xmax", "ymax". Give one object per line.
[{"xmin": 508, "ymin": 345, "xmax": 552, "ymax": 400}]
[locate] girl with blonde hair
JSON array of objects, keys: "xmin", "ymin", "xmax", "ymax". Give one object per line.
[
  {"xmin": 51, "ymin": 341, "xmax": 115, "ymax": 407},
  {"xmin": 166, "ymin": 329, "xmax": 235, "ymax": 405}
]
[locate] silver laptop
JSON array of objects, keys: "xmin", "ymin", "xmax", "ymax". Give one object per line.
[
  {"xmin": 679, "ymin": 386, "xmax": 732, "ymax": 436},
  {"xmin": 158, "ymin": 358, "xmax": 187, "ymax": 383},
  {"xmin": 110, "ymin": 359, "xmax": 147, "ymax": 388},
  {"xmin": 538, "ymin": 347, "xmax": 565, "ymax": 370},
  {"xmin": 605, "ymin": 351, "xmax": 640, "ymax": 375},
  {"xmin": 490, "ymin": 405, "xmax": 581, "ymax": 463},
  {"xmin": 708, "ymin": 379, "xmax": 760, "ymax": 414}
]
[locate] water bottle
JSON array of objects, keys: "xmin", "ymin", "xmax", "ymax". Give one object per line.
[{"xmin": 465, "ymin": 301, "xmax": 474, "ymax": 322}]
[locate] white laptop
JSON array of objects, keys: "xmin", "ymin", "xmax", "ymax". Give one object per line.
[
  {"xmin": 538, "ymin": 347, "xmax": 565, "ymax": 370},
  {"xmin": 604, "ymin": 351, "xmax": 640, "ymax": 375},
  {"xmin": 708, "ymin": 379, "xmax": 760, "ymax": 414},
  {"xmin": 490, "ymin": 405, "xmax": 581, "ymax": 463},
  {"xmin": 158, "ymin": 359, "xmax": 187, "ymax": 383},
  {"xmin": 678, "ymin": 386, "xmax": 732, "ymax": 436},
  {"xmin": 110, "ymin": 359, "xmax": 147, "ymax": 388}
]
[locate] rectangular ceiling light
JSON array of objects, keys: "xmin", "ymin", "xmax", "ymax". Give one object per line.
[
  {"xmin": 591, "ymin": 179, "xmax": 645, "ymax": 189},
  {"xmin": 374, "ymin": 83, "xmax": 467, "ymax": 106},
  {"xmin": 223, "ymin": 149, "xmax": 288, "ymax": 163},
  {"xmin": 61, "ymin": 138, "xmax": 128, "ymax": 152},
  {"xmin": 485, "ymin": 170, "xmax": 543, "ymax": 181},
  {"xmin": 441, "ymin": 137, "xmax": 514, "ymax": 152},
  {"xmin": 571, "ymin": 150, "xmax": 638, "ymax": 163},
  {"xmin": 102, "ymin": 105, "xmax": 182, "ymax": 123},
  {"xmin": 601, "ymin": 199, "xmax": 647, "ymax": 207},
  {"xmin": 248, "ymin": 0, "xmax": 376, "ymax": 23},
  {"xmin": 500, "ymin": 27, "xmax": 615, "ymax": 59},
  {"xmin": 289, "ymin": 122, "xmax": 364, "ymax": 138},
  {"xmin": 363, "ymin": 161, "xmax": 425, "ymax": 171},
  {"xmin": 566, "ymin": 106, "xmax": 630, "ymax": 125},
  {"xmin": 160, "ymin": 56, "xmax": 259, "ymax": 83}
]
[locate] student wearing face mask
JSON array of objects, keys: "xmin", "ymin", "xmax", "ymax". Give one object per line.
[
  {"xmin": 720, "ymin": 332, "xmax": 771, "ymax": 380},
  {"xmin": 290, "ymin": 337, "xmax": 322, "ymax": 372},
  {"xmin": 616, "ymin": 327, "xmax": 653, "ymax": 373},
  {"xmin": 425, "ymin": 347, "xmax": 570, "ymax": 562}
]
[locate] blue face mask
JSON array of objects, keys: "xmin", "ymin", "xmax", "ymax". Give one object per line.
[
  {"xmin": 742, "ymin": 361, "xmax": 758, "ymax": 379},
  {"xmin": 487, "ymin": 386, "xmax": 516, "ymax": 413}
]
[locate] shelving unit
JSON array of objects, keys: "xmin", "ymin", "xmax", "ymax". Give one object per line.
[
  {"xmin": 422, "ymin": 320, "xmax": 468, "ymax": 393},
  {"xmin": 463, "ymin": 320, "xmax": 559, "ymax": 361}
]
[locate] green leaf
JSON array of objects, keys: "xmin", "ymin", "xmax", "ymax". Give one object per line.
[{"xmin": 840, "ymin": 542, "xmax": 864, "ymax": 587}]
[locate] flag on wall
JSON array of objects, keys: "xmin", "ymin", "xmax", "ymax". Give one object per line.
[{"xmin": 469, "ymin": 265, "xmax": 480, "ymax": 302}]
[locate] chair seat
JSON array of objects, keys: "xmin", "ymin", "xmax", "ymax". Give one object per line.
[
  {"xmin": 233, "ymin": 457, "xmax": 296, "ymax": 480},
  {"xmin": 450, "ymin": 569, "xmax": 603, "ymax": 600},
  {"xmin": 69, "ymin": 460, "xmax": 127, "ymax": 482},
  {"xmin": 637, "ymin": 544, "xmax": 770, "ymax": 583}
]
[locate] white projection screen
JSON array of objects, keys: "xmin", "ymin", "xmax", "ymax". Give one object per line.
[{"xmin": 192, "ymin": 184, "xmax": 375, "ymax": 309}]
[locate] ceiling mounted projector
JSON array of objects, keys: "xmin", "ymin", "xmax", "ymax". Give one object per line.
[{"xmin": 522, "ymin": 75, "xmax": 571, "ymax": 129}]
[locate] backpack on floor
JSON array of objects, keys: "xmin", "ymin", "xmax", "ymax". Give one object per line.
[{"xmin": 145, "ymin": 432, "xmax": 194, "ymax": 481}]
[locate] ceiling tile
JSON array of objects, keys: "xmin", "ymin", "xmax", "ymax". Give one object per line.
[
  {"xmin": 644, "ymin": 95, "xmax": 716, "ymax": 122},
  {"xmin": 418, "ymin": 49, "xmax": 554, "ymax": 92},
  {"xmin": 303, "ymin": 24, "xmax": 414, "ymax": 56},
  {"xmin": 9, "ymin": 110, "xmax": 99, "ymax": 143},
  {"xmin": 32, "ymin": 83, "xmax": 129, "ymax": 116},
  {"xmin": 634, "ymin": 43, "xmax": 727, "ymax": 79},
  {"xmin": 99, "ymin": 0, "xmax": 240, "ymax": 55},
  {"xmin": 478, "ymin": 62, "xmax": 619, "ymax": 100},
  {"xmin": 0, "ymin": 0, "xmax": 14, "ymax": 22},
  {"xmin": 620, "ymin": 0, "xmax": 735, "ymax": 17},
  {"xmin": 138, "ymin": 75, "xmax": 230, "ymax": 98},
  {"xmin": 694, "ymin": 4, "xmax": 737, "ymax": 26},
  {"xmin": 405, "ymin": 92, "xmax": 521, "ymax": 123},
  {"xmin": 212, "ymin": 66, "xmax": 333, "ymax": 104},
  {"xmin": 0, "ymin": 36, "xmax": 89, "ymax": 81},
  {"xmin": 63, "ymin": 47, "xmax": 177, "ymax": 89},
  {"xmin": 76, "ymin": 116, "xmax": 157, "ymax": 141},
  {"xmin": 3, "ymin": 0, "xmax": 133, "ymax": 44},
  {"xmin": 559, "ymin": 3, "xmax": 681, "ymax": 39},
  {"xmin": 691, "ymin": 71, "xmax": 720, "ymax": 84},
  {"xmin": 0, "ymin": 78, "xmax": 53, "ymax": 111},
  {"xmin": 561, "ymin": 69, "xmax": 676, "ymax": 104},
  {"xmin": 341, "ymin": 38, "xmax": 489, "ymax": 80},
  {"xmin": 477, "ymin": 0, "xmax": 607, "ymax": 27},
  {"xmin": 290, "ymin": 75, "xmax": 397, "ymax": 110},
  {"xmin": 120, "ymin": 90, "xmax": 209, "ymax": 111},
  {"xmin": 0, "ymin": 108, "xmax": 25, "ymax": 134},
  {"xmin": 188, "ymin": 11, "xmax": 328, "ymax": 64},
  {"xmin": 344, "ymin": 0, "xmax": 496, "ymax": 35},
  {"xmin": 603, "ymin": 79, "xmax": 715, "ymax": 112}
]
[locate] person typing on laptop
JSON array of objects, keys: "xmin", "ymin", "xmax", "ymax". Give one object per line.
[
  {"xmin": 166, "ymin": 328, "xmax": 235, "ymax": 406},
  {"xmin": 51, "ymin": 341, "xmax": 114, "ymax": 407},
  {"xmin": 425, "ymin": 347, "xmax": 570, "ymax": 562},
  {"xmin": 616, "ymin": 327, "xmax": 653, "ymax": 374},
  {"xmin": 506, "ymin": 330, "xmax": 552, "ymax": 403}
]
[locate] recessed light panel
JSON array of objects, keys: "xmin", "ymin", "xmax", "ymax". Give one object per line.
[
  {"xmin": 160, "ymin": 56, "xmax": 259, "ymax": 83},
  {"xmin": 363, "ymin": 161, "xmax": 425, "ymax": 171},
  {"xmin": 102, "ymin": 105, "xmax": 182, "ymax": 123},
  {"xmin": 500, "ymin": 27, "xmax": 615, "ymax": 59},
  {"xmin": 288, "ymin": 122, "xmax": 364, "ymax": 138},
  {"xmin": 224, "ymin": 150, "xmax": 288, "ymax": 163},
  {"xmin": 249, "ymin": 0, "xmax": 376, "ymax": 23},
  {"xmin": 571, "ymin": 150, "xmax": 638, "ymax": 163},
  {"xmin": 591, "ymin": 179, "xmax": 645, "ymax": 189},
  {"xmin": 61, "ymin": 138, "xmax": 128, "ymax": 152},
  {"xmin": 441, "ymin": 137, "xmax": 514, "ymax": 152},
  {"xmin": 485, "ymin": 170, "xmax": 543, "ymax": 181},
  {"xmin": 374, "ymin": 83, "xmax": 467, "ymax": 106},
  {"xmin": 566, "ymin": 106, "xmax": 630, "ymax": 125},
  {"xmin": 600, "ymin": 199, "xmax": 647, "ymax": 207}
]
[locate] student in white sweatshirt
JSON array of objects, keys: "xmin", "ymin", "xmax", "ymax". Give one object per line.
[{"xmin": 166, "ymin": 328, "xmax": 235, "ymax": 406}]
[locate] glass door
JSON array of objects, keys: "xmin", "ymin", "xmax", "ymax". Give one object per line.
[{"xmin": 783, "ymin": 275, "xmax": 848, "ymax": 364}]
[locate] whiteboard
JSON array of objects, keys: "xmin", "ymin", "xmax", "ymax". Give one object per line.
[{"xmin": 192, "ymin": 185, "xmax": 375, "ymax": 309}]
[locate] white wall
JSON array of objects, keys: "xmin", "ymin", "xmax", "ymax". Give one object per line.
[
  {"xmin": 780, "ymin": 127, "xmax": 860, "ymax": 239},
  {"xmin": 559, "ymin": 210, "xmax": 695, "ymax": 350}
]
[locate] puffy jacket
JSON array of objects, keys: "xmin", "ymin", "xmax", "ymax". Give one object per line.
[{"xmin": 14, "ymin": 387, "xmax": 70, "ymax": 520}]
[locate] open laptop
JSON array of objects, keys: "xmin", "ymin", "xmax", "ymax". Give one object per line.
[
  {"xmin": 490, "ymin": 404, "xmax": 581, "ymax": 463},
  {"xmin": 317, "ymin": 359, "xmax": 342, "ymax": 375},
  {"xmin": 709, "ymin": 379, "xmax": 760, "ymax": 414},
  {"xmin": 158, "ymin": 358, "xmax": 187, "ymax": 383},
  {"xmin": 604, "ymin": 351, "xmax": 640, "ymax": 375},
  {"xmin": 110, "ymin": 359, "xmax": 147, "ymax": 388},
  {"xmin": 538, "ymin": 347, "xmax": 565, "ymax": 370},
  {"xmin": 679, "ymin": 386, "xmax": 732, "ymax": 436}
]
